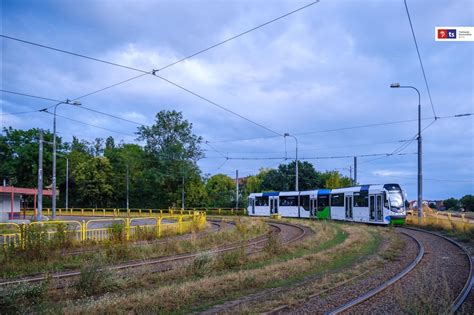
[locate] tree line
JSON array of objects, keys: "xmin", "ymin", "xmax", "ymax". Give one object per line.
[{"xmin": 1, "ymin": 110, "xmax": 354, "ymax": 209}]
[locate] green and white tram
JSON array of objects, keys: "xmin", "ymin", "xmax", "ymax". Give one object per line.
[{"xmin": 247, "ymin": 183, "xmax": 407, "ymax": 225}]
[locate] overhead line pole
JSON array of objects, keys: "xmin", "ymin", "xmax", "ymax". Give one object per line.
[
  {"xmin": 391, "ymin": 83, "xmax": 423, "ymax": 222},
  {"xmin": 37, "ymin": 131, "xmax": 43, "ymax": 221}
]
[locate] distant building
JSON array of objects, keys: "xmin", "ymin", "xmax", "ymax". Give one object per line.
[
  {"xmin": 409, "ymin": 200, "xmax": 445, "ymax": 211},
  {"xmin": 0, "ymin": 186, "xmax": 54, "ymax": 222}
]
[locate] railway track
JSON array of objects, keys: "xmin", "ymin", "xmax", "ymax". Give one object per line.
[
  {"xmin": 0, "ymin": 220, "xmax": 307, "ymax": 288},
  {"xmin": 259, "ymin": 226, "xmax": 472, "ymax": 315},
  {"xmin": 325, "ymin": 227, "xmax": 473, "ymax": 314}
]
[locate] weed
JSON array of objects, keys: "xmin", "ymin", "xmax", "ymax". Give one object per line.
[
  {"xmin": 0, "ymin": 281, "xmax": 48, "ymax": 312},
  {"xmin": 109, "ymin": 222, "xmax": 125, "ymax": 243},
  {"xmin": 75, "ymin": 258, "xmax": 118, "ymax": 297},
  {"xmin": 263, "ymin": 232, "xmax": 282, "ymax": 256},
  {"xmin": 214, "ymin": 247, "xmax": 247, "ymax": 270},
  {"xmin": 189, "ymin": 252, "xmax": 213, "ymax": 277}
]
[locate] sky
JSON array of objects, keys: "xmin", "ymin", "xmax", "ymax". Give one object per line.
[{"xmin": 1, "ymin": 0, "xmax": 473, "ymax": 200}]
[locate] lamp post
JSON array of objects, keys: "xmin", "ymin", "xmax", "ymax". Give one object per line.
[
  {"xmin": 51, "ymin": 99, "xmax": 81, "ymax": 219},
  {"xmin": 390, "ymin": 83, "xmax": 422, "ymax": 221},
  {"xmin": 284, "ymin": 133, "xmax": 298, "ymax": 191}
]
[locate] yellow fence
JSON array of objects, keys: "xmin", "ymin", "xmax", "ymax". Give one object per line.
[
  {"xmin": 406, "ymin": 211, "xmax": 473, "ymax": 232},
  {"xmin": 21, "ymin": 207, "xmax": 246, "ymax": 218},
  {"xmin": 1, "ymin": 212, "xmax": 206, "ymax": 248}
]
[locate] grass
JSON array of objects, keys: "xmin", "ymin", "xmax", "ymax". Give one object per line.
[
  {"xmin": 0, "ymin": 217, "xmax": 266, "ymax": 279},
  {"xmin": 58, "ymin": 221, "xmax": 382, "ymax": 314}
]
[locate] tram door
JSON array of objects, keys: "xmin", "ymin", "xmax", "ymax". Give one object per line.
[
  {"xmin": 345, "ymin": 195, "xmax": 353, "ymax": 220},
  {"xmin": 269, "ymin": 196, "xmax": 279, "ymax": 214},
  {"xmin": 310, "ymin": 198, "xmax": 316, "ymax": 218},
  {"xmin": 369, "ymin": 195, "xmax": 383, "ymax": 222},
  {"xmin": 376, "ymin": 194, "xmax": 383, "ymax": 221},
  {"xmin": 369, "ymin": 195, "xmax": 375, "ymax": 221}
]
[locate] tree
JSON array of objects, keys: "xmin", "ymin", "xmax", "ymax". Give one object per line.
[
  {"xmin": 443, "ymin": 198, "xmax": 459, "ymax": 211},
  {"xmin": 205, "ymin": 174, "xmax": 235, "ymax": 208},
  {"xmin": 323, "ymin": 171, "xmax": 352, "ymax": 189},
  {"xmin": 429, "ymin": 203, "xmax": 437, "ymax": 209},
  {"xmin": 460, "ymin": 195, "xmax": 474, "ymax": 212},
  {"xmin": 137, "ymin": 110, "xmax": 203, "ymax": 161},
  {"xmin": 73, "ymin": 156, "xmax": 114, "ymax": 207},
  {"xmin": 136, "ymin": 110, "xmax": 204, "ymax": 208}
]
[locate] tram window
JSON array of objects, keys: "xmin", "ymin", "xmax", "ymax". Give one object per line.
[
  {"xmin": 330, "ymin": 193, "xmax": 344, "ymax": 207},
  {"xmin": 279, "ymin": 196, "xmax": 298, "ymax": 206},
  {"xmin": 255, "ymin": 196, "xmax": 268, "ymax": 206},
  {"xmin": 318, "ymin": 195, "xmax": 329, "ymax": 208},
  {"xmin": 300, "ymin": 195, "xmax": 310, "ymax": 209},
  {"xmin": 353, "ymin": 192, "xmax": 368, "ymax": 207}
]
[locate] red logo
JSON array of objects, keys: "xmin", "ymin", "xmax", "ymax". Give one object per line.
[{"xmin": 438, "ymin": 29, "xmax": 448, "ymax": 38}]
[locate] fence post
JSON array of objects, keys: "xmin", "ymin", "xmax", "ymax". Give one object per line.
[
  {"xmin": 157, "ymin": 217, "xmax": 162, "ymax": 237},
  {"xmin": 219, "ymin": 208, "xmax": 221, "ymax": 214},
  {"xmin": 178, "ymin": 215, "xmax": 183, "ymax": 234},
  {"xmin": 125, "ymin": 218, "xmax": 131, "ymax": 241},
  {"xmin": 149, "ymin": 209, "xmax": 152, "ymax": 215},
  {"xmin": 139, "ymin": 209, "xmax": 142, "ymax": 216},
  {"xmin": 82, "ymin": 220, "xmax": 86, "ymax": 242}
]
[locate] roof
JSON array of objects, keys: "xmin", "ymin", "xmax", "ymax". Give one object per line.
[{"xmin": 0, "ymin": 186, "xmax": 55, "ymax": 196}]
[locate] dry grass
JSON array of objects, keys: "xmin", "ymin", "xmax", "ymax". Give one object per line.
[{"xmin": 62, "ymin": 222, "xmax": 379, "ymax": 314}]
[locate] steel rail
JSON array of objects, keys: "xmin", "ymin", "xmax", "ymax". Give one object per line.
[
  {"xmin": 0, "ymin": 221, "xmax": 305, "ymax": 287},
  {"xmin": 401, "ymin": 227, "xmax": 473, "ymax": 313},
  {"xmin": 327, "ymin": 227, "xmax": 472, "ymax": 314}
]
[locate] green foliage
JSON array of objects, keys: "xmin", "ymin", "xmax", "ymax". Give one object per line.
[
  {"xmin": 460, "ymin": 195, "xmax": 474, "ymax": 212},
  {"xmin": 73, "ymin": 156, "xmax": 115, "ymax": 207},
  {"xmin": 75, "ymin": 259, "xmax": 117, "ymax": 296},
  {"xmin": 189, "ymin": 252, "xmax": 213, "ymax": 277},
  {"xmin": 0, "ymin": 282, "xmax": 48, "ymax": 312},
  {"xmin": 109, "ymin": 222, "xmax": 125, "ymax": 242},
  {"xmin": 323, "ymin": 170, "xmax": 353, "ymax": 189},
  {"xmin": 205, "ymin": 174, "xmax": 236, "ymax": 207},
  {"xmin": 443, "ymin": 197, "xmax": 459, "ymax": 211}
]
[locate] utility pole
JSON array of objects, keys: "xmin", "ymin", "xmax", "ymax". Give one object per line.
[
  {"xmin": 37, "ymin": 131, "xmax": 43, "ymax": 221},
  {"xmin": 235, "ymin": 170, "xmax": 239, "ymax": 210},
  {"xmin": 391, "ymin": 83, "xmax": 423, "ymax": 221},
  {"xmin": 65, "ymin": 157, "xmax": 69, "ymax": 212},
  {"xmin": 354, "ymin": 156, "xmax": 357, "ymax": 185},
  {"xmin": 284, "ymin": 133, "xmax": 298, "ymax": 191},
  {"xmin": 126, "ymin": 164, "xmax": 129, "ymax": 212},
  {"xmin": 182, "ymin": 175, "xmax": 185, "ymax": 210},
  {"xmin": 349, "ymin": 166, "xmax": 352, "ymax": 184}
]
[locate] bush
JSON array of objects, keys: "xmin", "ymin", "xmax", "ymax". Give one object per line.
[
  {"xmin": 0, "ymin": 282, "xmax": 48, "ymax": 312},
  {"xmin": 109, "ymin": 222, "xmax": 125, "ymax": 242},
  {"xmin": 75, "ymin": 259, "xmax": 118, "ymax": 296},
  {"xmin": 188, "ymin": 252, "xmax": 213, "ymax": 277},
  {"xmin": 264, "ymin": 232, "xmax": 282, "ymax": 256},
  {"xmin": 215, "ymin": 247, "xmax": 247, "ymax": 270}
]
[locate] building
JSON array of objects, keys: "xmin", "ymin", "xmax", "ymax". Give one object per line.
[{"xmin": 0, "ymin": 186, "xmax": 54, "ymax": 222}]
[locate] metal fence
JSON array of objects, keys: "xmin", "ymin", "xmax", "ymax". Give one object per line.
[
  {"xmin": 20, "ymin": 207, "xmax": 246, "ymax": 218},
  {"xmin": 0, "ymin": 212, "xmax": 206, "ymax": 248}
]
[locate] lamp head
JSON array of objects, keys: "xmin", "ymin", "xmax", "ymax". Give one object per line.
[
  {"xmin": 390, "ymin": 83, "xmax": 400, "ymax": 88},
  {"xmin": 284, "ymin": 133, "xmax": 290, "ymax": 137}
]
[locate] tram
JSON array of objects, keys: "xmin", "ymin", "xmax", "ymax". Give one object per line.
[{"xmin": 247, "ymin": 183, "xmax": 407, "ymax": 225}]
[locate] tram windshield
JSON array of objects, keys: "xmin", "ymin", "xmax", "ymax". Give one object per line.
[{"xmin": 388, "ymin": 191, "xmax": 404, "ymax": 212}]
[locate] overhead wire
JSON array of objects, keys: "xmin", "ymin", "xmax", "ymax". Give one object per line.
[
  {"xmin": 1, "ymin": 1, "xmax": 323, "ymax": 136},
  {"xmin": 403, "ymin": 0, "xmax": 437, "ymax": 118}
]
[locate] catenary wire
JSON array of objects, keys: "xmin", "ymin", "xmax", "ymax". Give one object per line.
[
  {"xmin": 403, "ymin": 0, "xmax": 437, "ymax": 118},
  {"xmin": 1, "ymin": 1, "xmax": 322, "ymax": 136}
]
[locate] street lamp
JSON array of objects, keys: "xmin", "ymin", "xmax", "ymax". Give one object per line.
[
  {"xmin": 284, "ymin": 133, "xmax": 299, "ymax": 191},
  {"xmin": 51, "ymin": 99, "xmax": 81, "ymax": 219},
  {"xmin": 57, "ymin": 154, "xmax": 70, "ymax": 212},
  {"xmin": 390, "ymin": 83, "xmax": 423, "ymax": 220}
]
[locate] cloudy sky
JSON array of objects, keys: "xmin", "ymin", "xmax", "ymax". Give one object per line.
[{"xmin": 1, "ymin": 0, "xmax": 473, "ymax": 200}]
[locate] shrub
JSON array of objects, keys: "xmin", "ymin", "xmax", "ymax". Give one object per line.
[
  {"xmin": 263, "ymin": 232, "xmax": 282, "ymax": 256},
  {"xmin": 188, "ymin": 252, "xmax": 213, "ymax": 277},
  {"xmin": 109, "ymin": 222, "xmax": 125, "ymax": 242},
  {"xmin": 0, "ymin": 281, "xmax": 47, "ymax": 312},
  {"xmin": 75, "ymin": 259, "xmax": 117, "ymax": 296}
]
